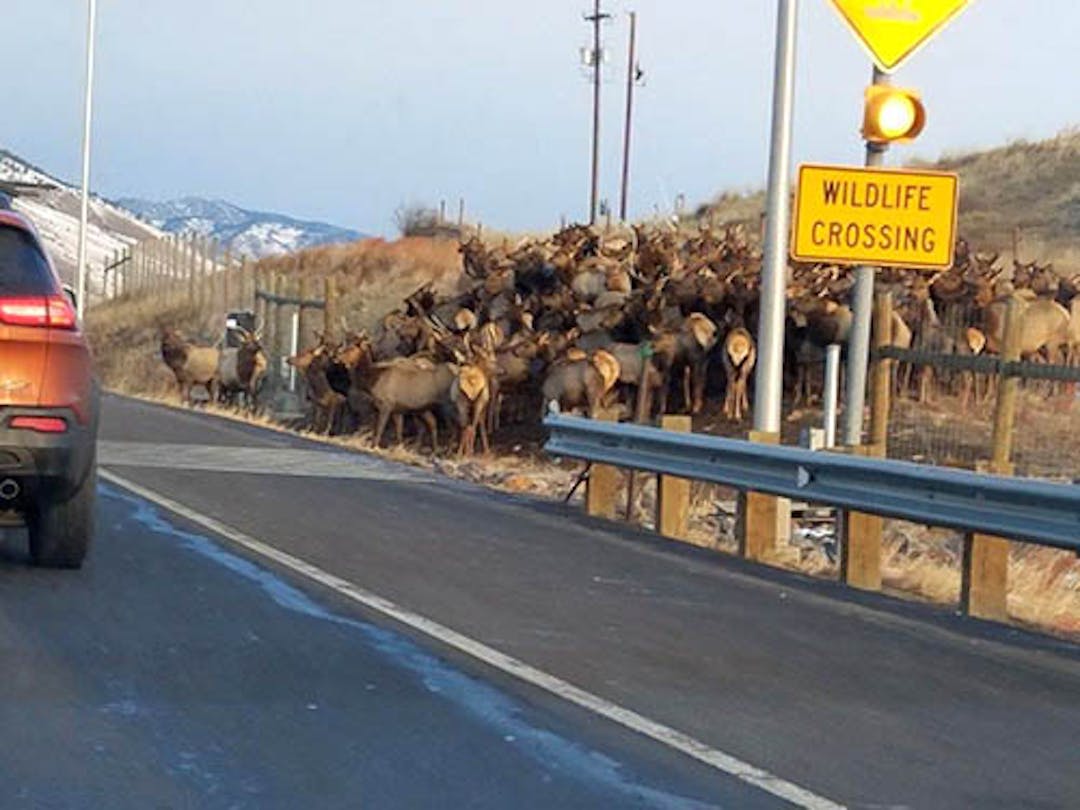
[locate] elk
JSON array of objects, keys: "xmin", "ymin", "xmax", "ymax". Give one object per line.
[
  {"xmin": 982, "ymin": 295, "xmax": 1071, "ymax": 361},
  {"xmin": 651, "ymin": 312, "xmax": 719, "ymax": 415},
  {"xmin": 603, "ymin": 342, "xmax": 665, "ymax": 418},
  {"xmin": 369, "ymin": 357, "xmax": 456, "ymax": 452},
  {"xmin": 451, "ymin": 362, "xmax": 491, "ymax": 456},
  {"xmin": 217, "ymin": 329, "xmax": 268, "ymax": 413},
  {"xmin": 288, "ymin": 344, "xmax": 348, "ymax": 435},
  {"xmin": 913, "ymin": 297, "xmax": 986, "ymax": 408},
  {"xmin": 722, "ymin": 327, "xmax": 756, "ymax": 421},
  {"xmin": 541, "ymin": 349, "xmax": 620, "ymax": 418},
  {"xmin": 160, "ymin": 328, "xmax": 220, "ymax": 406}
]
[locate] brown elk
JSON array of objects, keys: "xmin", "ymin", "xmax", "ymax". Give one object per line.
[
  {"xmin": 369, "ymin": 357, "xmax": 456, "ymax": 451},
  {"xmin": 288, "ymin": 344, "xmax": 348, "ymax": 435},
  {"xmin": 451, "ymin": 362, "xmax": 492, "ymax": 456},
  {"xmin": 160, "ymin": 328, "xmax": 220, "ymax": 406},
  {"xmin": 982, "ymin": 296, "xmax": 1071, "ymax": 361},
  {"xmin": 542, "ymin": 349, "xmax": 620, "ymax": 418},
  {"xmin": 651, "ymin": 312, "xmax": 718, "ymax": 415},
  {"xmin": 722, "ymin": 327, "xmax": 756, "ymax": 421},
  {"xmin": 217, "ymin": 329, "xmax": 268, "ymax": 413}
]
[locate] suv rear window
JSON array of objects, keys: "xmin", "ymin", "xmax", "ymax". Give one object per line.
[{"xmin": 0, "ymin": 226, "xmax": 57, "ymax": 295}]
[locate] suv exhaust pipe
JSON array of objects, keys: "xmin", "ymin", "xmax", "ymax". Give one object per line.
[{"xmin": 0, "ymin": 478, "xmax": 20, "ymax": 502}]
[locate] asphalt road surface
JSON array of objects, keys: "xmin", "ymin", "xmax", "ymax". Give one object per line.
[{"xmin": 2, "ymin": 394, "xmax": 1077, "ymax": 808}]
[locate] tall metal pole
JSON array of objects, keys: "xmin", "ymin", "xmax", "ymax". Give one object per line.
[
  {"xmin": 585, "ymin": 1, "xmax": 610, "ymax": 225},
  {"xmin": 619, "ymin": 11, "xmax": 638, "ymax": 222},
  {"xmin": 752, "ymin": 0, "xmax": 799, "ymax": 436},
  {"xmin": 75, "ymin": 0, "xmax": 98, "ymax": 320},
  {"xmin": 842, "ymin": 66, "xmax": 890, "ymax": 446}
]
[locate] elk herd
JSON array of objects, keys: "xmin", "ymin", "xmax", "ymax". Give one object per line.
[{"xmin": 160, "ymin": 224, "xmax": 1080, "ymax": 456}]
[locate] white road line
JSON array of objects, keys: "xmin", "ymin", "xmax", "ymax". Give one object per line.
[
  {"xmin": 98, "ymin": 441, "xmax": 429, "ymax": 483},
  {"xmin": 100, "ymin": 467, "xmax": 846, "ymax": 810}
]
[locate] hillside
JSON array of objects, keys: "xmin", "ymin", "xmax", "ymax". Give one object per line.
[
  {"xmin": 117, "ymin": 197, "xmax": 364, "ymax": 260},
  {"xmin": 925, "ymin": 129, "xmax": 1080, "ymax": 264},
  {"xmin": 0, "ymin": 149, "xmax": 158, "ymax": 291},
  {"xmin": 695, "ymin": 128, "xmax": 1080, "ymax": 269}
]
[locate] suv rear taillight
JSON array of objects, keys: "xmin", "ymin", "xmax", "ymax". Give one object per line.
[
  {"xmin": 0, "ymin": 296, "xmax": 77, "ymax": 329},
  {"xmin": 9, "ymin": 416, "xmax": 68, "ymax": 434}
]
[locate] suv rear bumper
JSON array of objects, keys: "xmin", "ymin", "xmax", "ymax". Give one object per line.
[{"xmin": 0, "ymin": 406, "xmax": 97, "ymax": 503}]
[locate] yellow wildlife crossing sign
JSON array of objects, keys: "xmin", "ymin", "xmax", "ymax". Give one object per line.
[
  {"xmin": 791, "ymin": 164, "xmax": 959, "ymax": 269},
  {"xmin": 830, "ymin": 0, "xmax": 971, "ymax": 72}
]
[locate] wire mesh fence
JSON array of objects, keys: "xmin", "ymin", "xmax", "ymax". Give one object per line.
[{"xmin": 880, "ymin": 296, "xmax": 1078, "ymax": 482}]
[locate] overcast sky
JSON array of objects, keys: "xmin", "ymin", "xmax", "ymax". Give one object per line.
[{"xmin": 1, "ymin": 2, "xmax": 1076, "ymax": 235}]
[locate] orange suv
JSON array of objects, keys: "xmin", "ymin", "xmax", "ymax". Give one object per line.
[{"xmin": 0, "ymin": 205, "xmax": 98, "ymax": 567}]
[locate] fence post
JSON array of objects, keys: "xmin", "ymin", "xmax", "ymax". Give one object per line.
[
  {"xmin": 961, "ymin": 296, "xmax": 1023, "ymax": 621},
  {"xmin": 655, "ymin": 415, "xmax": 692, "ymax": 541},
  {"xmin": 169, "ymin": 235, "xmax": 180, "ymax": 304},
  {"xmin": 739, "ymin": 431, "xmax": 789, "ymax": 562},
  {"xmin": 222, "ymin": 245, "xmax": 232, "ymax": 311},
  {"xmin": 298, "ymin": 275, "xmax": 314, "ymax": 351},
  {"xmin": 239, "ymin": 256, "xmax": 250, "ymax": 311},
  {"xmin": 186, "ymin": 234, "xmax": 196, "ymax": 307},
  {"xmin": 254, "ymin": 264, "xmax": 266, "ymax": 330},
  {"xmin": 870, "ymin": 291, "xmax": 893, "ymax": 450},
  {"xmin": 323, "ymin": 274, "xmax": 340, "ymax": 343},
  {"xmin": 275, "ymin": 273, "xmax": 291, "ymax": 385},
  {"xmin": 207, "ymin": 237, "xmax": 219, "ymax": 316},
  {"xmin": 585, "ymin": 409, "xmax": 620, "ymax": 519}
]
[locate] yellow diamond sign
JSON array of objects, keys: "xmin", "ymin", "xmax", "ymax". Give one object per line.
[{"xmin": 830, "ymin": 0, "xmax": 972, "ymax": 72}]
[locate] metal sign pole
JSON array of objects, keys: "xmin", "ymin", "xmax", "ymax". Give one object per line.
[
  {"xmin": 752, "ymin": 0, "xmax": 799, "ymax": 436},
  {"xmin": 823, "ymin": 343, "xmax": 842, "ymax": 448},
  {"xmin": 842, "ymin": 65, "xmax": 889, "ymax": 446}
]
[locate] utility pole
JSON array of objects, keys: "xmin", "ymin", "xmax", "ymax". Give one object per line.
[
  {"xmin": 75, "ymin": 0, "xmax": 98, "ymax": 320},
  {"xmin": 585, "ymin": 1, "xmax": 611, "ymax": 226},
  {"xmin": 619, "ymin": 11, "xmax": 641, "ymax": 222},
  {"xmin": 842, "ymin": 65, "xmax": 889, "ymax": 447}
]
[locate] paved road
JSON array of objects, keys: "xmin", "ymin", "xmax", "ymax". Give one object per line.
[{"xmin": 5, "ymin": 394, "xmax": 1078, "ymax": 808}]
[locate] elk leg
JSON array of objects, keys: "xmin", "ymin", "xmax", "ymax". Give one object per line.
[
  {"xmin": 373, "ymin": 408, "xmax": 392, "ymax": 449},
  {"xmin": 691, "ymin": 364, "xmax": 707, "ymax": 415},
  {"xmin": 682, "ymin": 366, "xmax": 692, "ymax": 414},
  {"xmin": 421, "ymin": 410, "xmax": 439, "ymax": 454},
  {"xmin": 479, "ymin": 411, "xmax": 491, "ymax": 454}
]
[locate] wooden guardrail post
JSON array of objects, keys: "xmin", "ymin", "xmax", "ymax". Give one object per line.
[
  {"xmin": 840, "ymin": 444, "xmax": 884, "ymax": 591},
  {"xmin": 655, "ymin": 415, "xmax": 692, "ymax": 541},
  {"xmin": 839, "ymin": 292, "xmax": 892, "ymax": 591},
  {"xmin": 961, "ymin": 296, "xmax": 1022, "ymax": 621},
  {"xmin": 585, "ymin": 409, "xmax": 620, "ymax": 520},
  {"xmin": 738, "ymin": 431, "xmax": 789, "ymax": 562}
]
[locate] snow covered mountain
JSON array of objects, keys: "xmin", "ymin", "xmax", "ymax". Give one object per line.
[
  {"xmin": 0, "ymin": 149, "xmax": 159, "ymax": 294},
  {"xmin": 116, "ymin": 197, "xmax": 363, "ymax": 259}
]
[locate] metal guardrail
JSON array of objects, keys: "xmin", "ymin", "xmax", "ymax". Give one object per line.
[{"xmin": 543, "ymin": 414, "xmax": 1080, "ymax": 551}]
